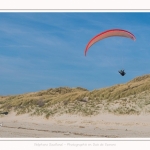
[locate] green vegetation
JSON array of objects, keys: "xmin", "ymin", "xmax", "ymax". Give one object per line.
[{"xmin": 0, "ymin": 74, "xmax": 150, "ymax": 118}]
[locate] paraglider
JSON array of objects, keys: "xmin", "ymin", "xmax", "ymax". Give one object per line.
[
  {"xmin": 118, "ymin": 70, "xmax": 126, "ymax": 76},
  {"xmin": 84, "ymin": 29, "xmax": 136, "ymax": 76},
  {"xmin": 84, "ymin": 29, "xmax": 136, "ymax": 56}
]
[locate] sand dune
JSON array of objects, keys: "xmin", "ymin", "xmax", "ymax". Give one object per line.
[{"xmin": 0, "ymin": 112, "xmax": 150, "ymax": 138}]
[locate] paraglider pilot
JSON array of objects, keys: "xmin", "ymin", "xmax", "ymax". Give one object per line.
[{"xmin": 118, "ymin": 70, "xmax": 126, "ymax": 76}]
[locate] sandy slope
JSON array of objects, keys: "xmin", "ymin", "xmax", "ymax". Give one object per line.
[{"xmin": 0, "ymin": 112, "xmax": 150, "ymax": 138}]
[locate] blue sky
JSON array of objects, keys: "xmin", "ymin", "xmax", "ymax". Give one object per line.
[{"xmin": 0, "ymin": 12, "xmax": 150, "ymax": 95}]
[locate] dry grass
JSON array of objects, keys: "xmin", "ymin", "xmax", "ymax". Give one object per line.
[{"xmin": 0, "ymin": 74, "xmax": 150, "ymax": 118}]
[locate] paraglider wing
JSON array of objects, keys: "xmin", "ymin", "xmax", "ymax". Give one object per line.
[{"xmin": 84, "ymin": 29, "xmax": 136, "ymax": 56}]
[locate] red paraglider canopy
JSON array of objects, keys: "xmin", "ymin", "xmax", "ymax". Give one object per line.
[{"xmin": 84, "ymin": 29, "xmax": 136, "ymax": 56}]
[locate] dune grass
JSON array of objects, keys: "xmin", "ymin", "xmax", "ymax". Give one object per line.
[{"xmin": 0, "ymin": 74, "xmax": 150, "ymax": 118}]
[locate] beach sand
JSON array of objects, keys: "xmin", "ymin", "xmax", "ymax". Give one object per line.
[{"xmin": 0, "ymin": 112, "xmax": 150, "ymax": 138}]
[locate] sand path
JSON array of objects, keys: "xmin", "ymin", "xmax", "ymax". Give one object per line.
[{"xmin": 0, "ymin": 112, "xmax": 150, "ymax": 138}]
